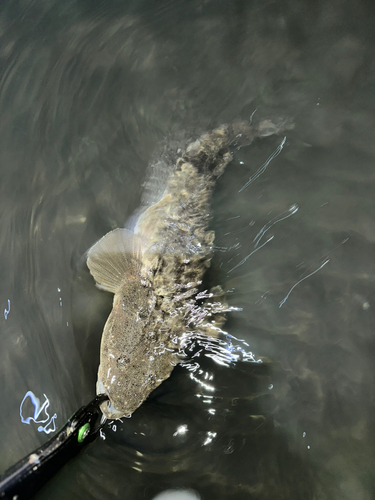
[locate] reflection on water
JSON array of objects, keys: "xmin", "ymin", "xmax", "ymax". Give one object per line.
[
  {"xmin": 3, "ymin": 299, "xmax": 10, "ymax": 320},
  {"xmin": 0, "ymin": 0, "xmax": 374, "ymax": 499},
  {"xmin": 19, "ymin": 391, "xmax": 57, "ymax": 435},
  {"xmin": 238, "ymin": 136, "xmax": 287, "ymax": 192},
  {"xmin": 152, "ymin": 490, "xmax": 201, "ymax": 500},
  {"xmin": 278, "ymin": 257, "xmax": 330, "ymax": 308}
]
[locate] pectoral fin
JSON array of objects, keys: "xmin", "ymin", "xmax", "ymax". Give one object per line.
[{"xmin": 87, "ymin": 228, "xmax": 143, "ymax": 293}]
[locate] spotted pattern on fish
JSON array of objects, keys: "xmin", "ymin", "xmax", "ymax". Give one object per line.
[{"xmin": 87, "ymin": 117, "xmax": 294, "ymax": 418}]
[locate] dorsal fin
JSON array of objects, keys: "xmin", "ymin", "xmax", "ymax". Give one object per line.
[{"xmin": 87, "ymin": 228, "xmax": 143, "ymax": 294}]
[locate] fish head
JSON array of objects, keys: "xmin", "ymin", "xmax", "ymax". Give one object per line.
[{"xmin": 96, "ymin": 281, "xmax": 179, "ymax": 419}]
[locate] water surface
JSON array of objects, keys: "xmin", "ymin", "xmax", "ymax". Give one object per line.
[{"xmin": 0, "ymin": 0, "xmax": 374, "ymax": 499}]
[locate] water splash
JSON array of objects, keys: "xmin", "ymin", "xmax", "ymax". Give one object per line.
[
  {"xmin": 182, "ymin": 331, "xmax": 260, "ymax": 371},
  {"xmin": 239, "ymin": 136, "xmax": 287, "ymax": 192},
  {"xmin": 227, "ymin": 204, "xmax": 299, "ymax": 274},
  {"xmin": 253, "ymin": 204, "xmax": 299, "ymax": 248},
  {"xmin": 227, "ymin": 235, "xmax": 274, "ymax": 274},
  {"xmin": 20, "ymin": 391, "xmax": 57, "ymax": 434},
  {"xmin": 279, "ymin": 259, "xmax": 330, "ymax": 308}
]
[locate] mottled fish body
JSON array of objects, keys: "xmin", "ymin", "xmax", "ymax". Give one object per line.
[{"xmin": 87, "ymin": 118, "xmax": 293, "ymax": 419}]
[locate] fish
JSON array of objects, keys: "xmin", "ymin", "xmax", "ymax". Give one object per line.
[{"xmin": 86, "ymin": 117, "xmax": 293, "ymax": 419}]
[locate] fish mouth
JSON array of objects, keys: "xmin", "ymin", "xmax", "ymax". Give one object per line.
[{"xmin": 96, "ymin": 379, "xmax": 125, "ymax": 419}]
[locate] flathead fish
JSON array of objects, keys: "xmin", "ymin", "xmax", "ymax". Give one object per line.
[{"xmin": 87, "ymin": 118, "xmax": 293, "ymax": 418}]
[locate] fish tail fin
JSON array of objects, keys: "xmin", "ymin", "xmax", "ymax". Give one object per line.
[
  {"xmin": 231, "ymin": 116, "xmax": 294, "ymax": 146},
  {"xmin": 87, "ymin": 228, "xmax": 143, "ymax": 294}
]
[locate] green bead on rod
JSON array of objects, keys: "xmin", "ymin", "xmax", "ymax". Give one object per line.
[{"xmin": 77, "ymin": 423, "xmax": 90, "ymax": 443}]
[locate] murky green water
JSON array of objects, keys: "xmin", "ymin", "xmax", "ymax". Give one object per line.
[{"xmin": 0, "ymin": 0, "xmax": 374, "ymax": 499}]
